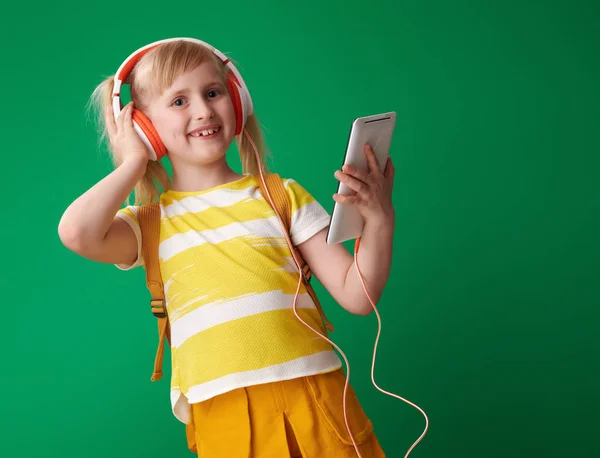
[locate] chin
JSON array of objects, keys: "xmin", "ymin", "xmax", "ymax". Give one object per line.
[{"xmin": 183, "ymin": 148, "xmax": 228, "ymax": 165}]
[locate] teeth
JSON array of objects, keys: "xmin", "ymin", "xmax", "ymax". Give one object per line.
[{"xmin": 191, "ymin": 127, "xmax": 219, "ymax": 137}]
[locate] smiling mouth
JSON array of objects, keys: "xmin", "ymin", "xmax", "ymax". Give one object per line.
[{"xmin": 189, "ymin": 127, "xmax": 221, "ymax": 138}]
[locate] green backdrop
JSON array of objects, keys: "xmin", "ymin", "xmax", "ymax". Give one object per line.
[{"xmin": 2, "ymin": 1, "xmax": 598, "ymax": 457}]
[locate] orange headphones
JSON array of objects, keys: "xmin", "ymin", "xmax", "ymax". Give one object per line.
[{"xmin": 112, "ymin": 37, "xmax": 254, "ymax": 161}]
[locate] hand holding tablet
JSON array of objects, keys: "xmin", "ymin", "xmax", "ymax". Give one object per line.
[{"xmin": 326, "ymin": 112, "xmax": 397, "ymax": 245}]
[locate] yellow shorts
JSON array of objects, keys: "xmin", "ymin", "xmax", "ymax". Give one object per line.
[{"xmin": 188, "ymin": 368, "xmax": 385, "ymax": 457}]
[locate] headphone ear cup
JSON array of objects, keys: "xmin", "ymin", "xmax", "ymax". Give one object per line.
[
  {"xmin": 131, "ymin": 109, "xmax": 167, "ymax": 161},
  {"xmin": 226, "ymin": 75, "xmax": 244, "ymax": 136}
]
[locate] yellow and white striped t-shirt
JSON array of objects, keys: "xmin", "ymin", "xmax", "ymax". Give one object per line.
[{"xmin": 115, "ymin": 173, "xmax": 342, "ymax": 424}]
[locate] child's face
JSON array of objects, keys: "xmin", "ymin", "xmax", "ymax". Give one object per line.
[{"xmin": 146, "ymin": 61, "xmax": 236, "ymax": 165}]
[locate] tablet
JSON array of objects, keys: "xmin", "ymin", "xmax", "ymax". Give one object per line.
[{"xmin": 326, "ymin": 112, "xmax": 396, "ymax": 245}]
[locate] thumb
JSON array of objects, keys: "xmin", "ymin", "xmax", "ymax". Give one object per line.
[{"xmin": 384, "ymin": 156, "xmax": 395, "ymax": 184}]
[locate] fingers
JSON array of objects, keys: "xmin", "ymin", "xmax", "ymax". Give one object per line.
[
  {"xmin": 342, "ymin": 163, "xmax": 369, "ymax": 182},
  {"xmin": 123, "ymin": 102, "xmax": 134, "ymax": 130},
  {"xmin": 364, "ymin": 144, "xmax": 380, "ymax": 173},
  {"xmin": 337, "ymin": 145, "xmax": 381, "ymax": 184},
  {"xmin": 334, "ymin": 170, "xmax": 366, "ymax": 194},
  {"xmin": 115, "ymin": 104, "xmax": 125, "ymax": 132},
  {"xmin": 333, "ymin": 193, "xmax": 358, "ymax": 205},
  {"xmin": 114, "ymin": 102, "xmax": 133, "ymax": 132}
]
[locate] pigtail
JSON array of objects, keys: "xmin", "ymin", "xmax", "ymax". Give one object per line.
[
  {"xmin": 133, "ymin": 160, "xmax": 171, "ymax": 206},
  {"xmin": 235, "ymin": 113, "xmax": 272, "ymax": 176},
  {"xmin": 86, "ymin": 75, "xmax": 114, "ymax": 152}
]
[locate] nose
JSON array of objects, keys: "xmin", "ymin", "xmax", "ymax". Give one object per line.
[{"xmin": 191, "ymin": 96, "xmax": 214, "ymax": 120}]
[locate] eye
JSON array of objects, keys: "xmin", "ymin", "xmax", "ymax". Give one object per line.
[
  {"xmin": 207, "ymin": 89, "xmax": 221, "ymax": 99},
  {"xmin": 172, "ymin": 97, "xmax": 186, "ymax": 107}
]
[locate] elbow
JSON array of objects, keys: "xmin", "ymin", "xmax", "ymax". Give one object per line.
[
  {"xmin": 341, "ymin": 296, "xmax": 377, "ymax": 316},
  {"xmin": 349, "ymin": 293, "xmax": 382, "ymax": 316},
  {"xmin": 355, "ymin": 304, "xmax": 376, "ymax": 316},
  {"xmin": 58, "ymin": 217, "xmax": 86, "ymax": 254}
]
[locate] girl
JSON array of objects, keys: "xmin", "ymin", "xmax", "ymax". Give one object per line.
[{"xmin": 59, "ymin": 38, "xmax": 396, "ymax": 457}]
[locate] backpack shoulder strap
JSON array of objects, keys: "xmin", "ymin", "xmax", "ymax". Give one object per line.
[
  {"xmin": 260, "ymin": 173, "xmax": 292, "ymax": 229},
  {"xmin": 137, "ymin": 201, "xmax": 171, "ymax": 381},
  {"xmin": 257, "ymin": 174, "xmax": 334, "ymax": 333}
]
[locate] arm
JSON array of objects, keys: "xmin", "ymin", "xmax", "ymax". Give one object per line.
[
  {"xmin": 297, "ymin": 143, "xmax": 396, "ymax": 315},
  {"xmin": 297, "ymin": 215, "xmax": 394, "ymax": 316},
  {"xmin": 58, "ymin": 157, "xmax": 146, "ymax": 265},
  {"xmin": 58, "ymin": 102, "xmax": 149, "ymax": 266},
  {"xmin": 343, "ymin": 216, "xmax": 395, "ymax": 313}
]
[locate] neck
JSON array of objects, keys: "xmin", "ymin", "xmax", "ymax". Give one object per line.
[{"xmin": 170, "ymin": 158, "xmax": 245, "ymax": 192}]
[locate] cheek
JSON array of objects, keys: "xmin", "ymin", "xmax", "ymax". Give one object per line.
[
  {"xmin": 221, "ymin": 98, "xmax": 237, "ymax": 133},
  {"xmin": 152, "ymin": 115, "xmax": 184, "ymax": 141}
]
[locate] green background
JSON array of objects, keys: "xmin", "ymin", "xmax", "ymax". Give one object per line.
[{"xmin": 2, "ymin": 1, "xmax": 598, "ymax": 457}]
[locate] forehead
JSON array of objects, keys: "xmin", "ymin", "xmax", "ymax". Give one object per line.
[{"xmin": 161, "ymin": 61, "xmax": 224, "ymax": 96}]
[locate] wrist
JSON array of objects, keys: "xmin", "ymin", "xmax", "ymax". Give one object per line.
[
  {"xmin": 121, "ymin": 156, "xmax": 148, "ymax": 176},
  {"xmin": 365, "ymin": 210, "xmax": 395, "ymax": 232}
]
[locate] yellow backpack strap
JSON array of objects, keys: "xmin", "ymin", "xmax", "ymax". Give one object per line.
[
  {"xmin": 258, "ymin": 174, "xmax": 334, "ymax": 333},
  {"xmin": 137, "ymin": 201, "xmax": 171, "ymax": 382}
]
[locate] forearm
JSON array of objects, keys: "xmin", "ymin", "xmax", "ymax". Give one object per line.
[
  {"xmin": 59, "ymin": 158, "xmax": 146, "ymax": 244},
  {"xmin": 343, "ymin": 216, "xmax": 395, "ymax": 315}
]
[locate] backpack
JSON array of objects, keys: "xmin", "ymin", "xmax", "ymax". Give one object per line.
[{"xmin": 136, "ymin": 173, "xmax": 334, "ymax": 452}]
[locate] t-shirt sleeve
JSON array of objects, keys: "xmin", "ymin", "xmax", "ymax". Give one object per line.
[
  {"xmin": 283, "ymin": 178, "xmax": 331, "ymax": 246},
  {"xmin": 114, "ymin": 205, "xmax": 144, "ymax": 270}
]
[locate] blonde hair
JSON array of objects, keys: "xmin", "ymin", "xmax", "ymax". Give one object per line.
[{"xmin": 87, "ymin": 40, "xmax": 270, "ymax": 206}]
